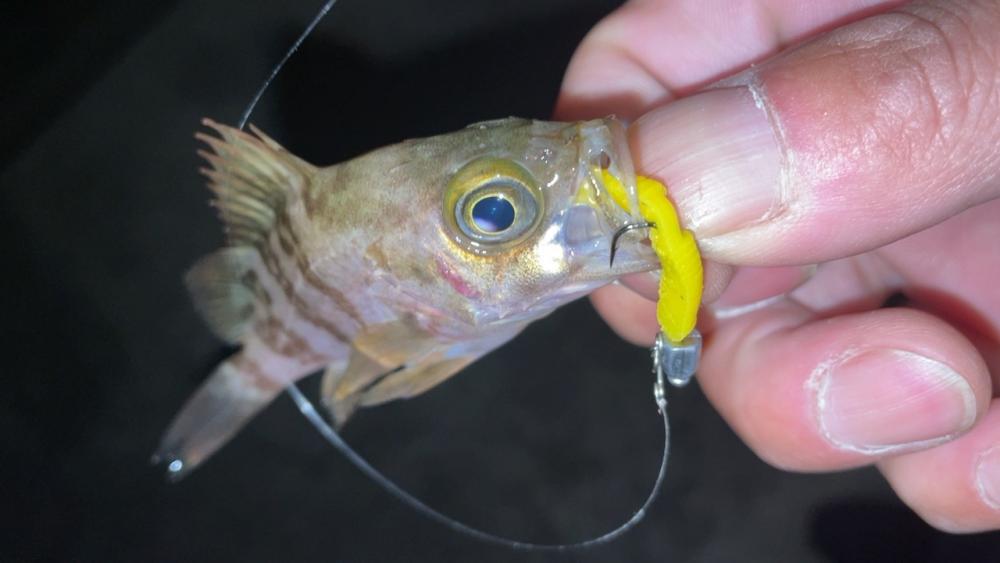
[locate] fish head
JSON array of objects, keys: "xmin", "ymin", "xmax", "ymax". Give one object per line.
[{"xmin": 378, "ymin": 117, "xmax": 659, "ymax": 328}]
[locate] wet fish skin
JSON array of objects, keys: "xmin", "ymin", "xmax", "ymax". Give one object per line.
[{"xmin": 155, "ymin": 117, "xmax": 657, "ymax": 479}]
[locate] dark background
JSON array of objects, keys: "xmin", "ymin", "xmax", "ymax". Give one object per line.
[{"xmin": 3, "ymin": 1, "xmax": 999, "ymax": 561}]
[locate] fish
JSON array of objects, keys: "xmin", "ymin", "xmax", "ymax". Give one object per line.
[{"xmin": 154, "ymin": 116, "xmax": 662, "ymax": 479}]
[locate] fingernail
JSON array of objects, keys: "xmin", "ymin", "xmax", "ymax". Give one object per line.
[
  {"xmin": 630, "ymin": 86, "xmax": 783, "ymax": 238},
  {"xmin": 813, "ymin": 350, "xmax": 976, "ymax": 454},
  {"xmin": 976, "ymin": 445, "xmax": 1000, "ymax": 510}
]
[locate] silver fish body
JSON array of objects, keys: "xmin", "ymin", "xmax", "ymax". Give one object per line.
[{"xmin": 155, "ymin": 117, "xmax": 657, "ymax": 478}]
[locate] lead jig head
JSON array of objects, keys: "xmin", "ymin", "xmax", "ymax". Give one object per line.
[{"xmin": 652, "ymin": 330, "xmax": 702, "ymax": 397}]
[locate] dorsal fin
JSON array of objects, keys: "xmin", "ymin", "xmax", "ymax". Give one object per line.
[{"xmin": 195, "ymin": 118, "xmax": 316, "ymax": 247}]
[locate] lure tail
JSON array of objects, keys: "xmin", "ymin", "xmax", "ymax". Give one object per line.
[{"xmin": 153, "ymin": 352, "xmax": 283, "ymax": 480}]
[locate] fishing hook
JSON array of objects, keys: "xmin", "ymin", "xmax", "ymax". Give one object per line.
[{"xmin": 609, "ymin": 221, "xmax": 654, "ymax": 268}]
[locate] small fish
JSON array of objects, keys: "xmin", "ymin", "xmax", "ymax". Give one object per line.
[{"xmin": 154, "ymin": 117, "xmax": 660, "ymax": 479}]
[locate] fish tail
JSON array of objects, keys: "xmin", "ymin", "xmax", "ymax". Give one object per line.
[{"xmin": 153, "ymin": 352, "xmax": 283, "ymax": 480}]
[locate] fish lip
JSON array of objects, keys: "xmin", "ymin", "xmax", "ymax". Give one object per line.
[{"xmin": 566, "ymin": 117, "xmax": 659, "ymax": 276}]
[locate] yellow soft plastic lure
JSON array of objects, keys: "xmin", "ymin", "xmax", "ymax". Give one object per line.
[{"xmin": 601, "ymin": 170, "xmax": 702, "ymax": 343}]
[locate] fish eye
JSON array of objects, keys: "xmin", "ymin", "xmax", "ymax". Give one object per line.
[
  {"xmin": 445, "ymin": 158, "xmax": 543, "ymax": 249},
  {"xmin": 455, "ymin": 179, "xmax": 539, "ymax": 243},
  {"xmin": 471, "ymin": 195, "xmax": 515, "ymax": 233}
]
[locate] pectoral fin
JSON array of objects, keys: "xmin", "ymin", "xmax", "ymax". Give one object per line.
[
  {"xmin": 321, "ymin": 351, "xmax": 472, "ymax": 426},
  {"xmin": 350, "ymin": 317, "xmax": 439, "ymax": 366},
  {"xmin": 320, "ymin": 318, "xmax": 441, "ymax": 425},
  {"xmin": 319, "ymin": 320, "xmax": 523, "ymax": 426},
  {"xmin": 184, "ymin": 247, "xmax": 258, "ymax": 344},
  {"xmin": 320, "ymin": 348, "xmax": 389, "ymax": 427},
  {"xmin": 357, "ymin": 355, "xmax": 473, "ymax": 407}
]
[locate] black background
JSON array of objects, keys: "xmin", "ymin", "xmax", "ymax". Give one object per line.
[{"xmin": 3, "ymin": 0, "xmax": 1000, "ymax": 561}]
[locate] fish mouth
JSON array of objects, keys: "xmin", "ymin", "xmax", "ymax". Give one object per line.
[{"xmin": 562, "ymin": 118, "xmax": 659, "ymax": 278}]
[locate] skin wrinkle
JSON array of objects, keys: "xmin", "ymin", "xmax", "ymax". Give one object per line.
[
  {"xmin": 896, "ymin": 4, "xmax": 1000, "ymax": 205},
  {"xmin": 610, "ymin": 40, "xmax": 678, "ymax": 104},
  {"xmin": 857, "ymin": 48, "xmax": 940, "ymax": 203},
  {"xmin": 585, "ymin": 4, "xmax": 667, "ymax": 89},
  {"xmin": 882, "ymin": 52, "xmax": 938, "ymax": 174},
  {"xmin": 895, "ymin": 14, "xmax": 964, "ymax": 174},
  {"xmin": 904, "ymin": 0, "xmax": 988, "ymax": 90}
]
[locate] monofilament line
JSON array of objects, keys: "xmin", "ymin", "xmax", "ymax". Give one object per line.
[
  {"xmin": 288, "ymin": 384, "xmax": 672, "ymax": 551},
  {"xmin": 236, "ymin": 0, "xmax": 672, "ymax": 550},
  {"xmin": 237, "ymin": 0, "xmax": 339, "ymax": 130}
]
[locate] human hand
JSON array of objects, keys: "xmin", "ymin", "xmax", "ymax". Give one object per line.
[{"xmin": 557, "ymin": 0, "xmax": 1000, "ymax": 532}]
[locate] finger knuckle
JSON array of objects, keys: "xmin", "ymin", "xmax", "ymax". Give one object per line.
[{"xmin": 825, "ymin": 2, "xmax": 1000, "ymax": 206}]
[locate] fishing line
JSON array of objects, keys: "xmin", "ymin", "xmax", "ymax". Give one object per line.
[
  {"xmin": 236, "ymin": 0, "xmax": 673, "ymax": 550},
  {"xmin": 288, "ymin": 384, "xmax": 671, "ymax": 551},
  {"xmin": 237, "ymin": 0, "xmax": 339, "ymax": 130}
]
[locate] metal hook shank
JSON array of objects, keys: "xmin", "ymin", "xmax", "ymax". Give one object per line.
[{"xmin": 609, "ymin": 222, "xmax": 654, "ymax": 268}]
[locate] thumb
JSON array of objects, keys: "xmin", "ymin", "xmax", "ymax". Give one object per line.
[{"xmin": 634, "ymin": 1, "xmax": 1000, "ymax": 265}]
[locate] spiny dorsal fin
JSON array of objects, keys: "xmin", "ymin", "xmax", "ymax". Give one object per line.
[{"xmin": 196, "ymin": 118, "xmax": 316, "ymax": 247}]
